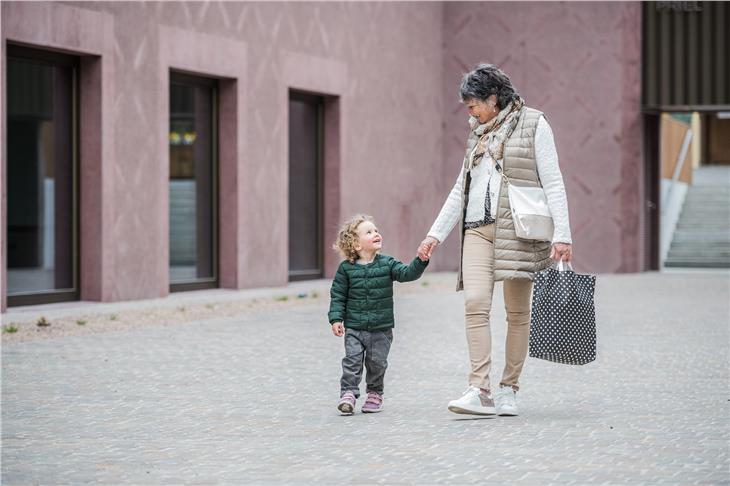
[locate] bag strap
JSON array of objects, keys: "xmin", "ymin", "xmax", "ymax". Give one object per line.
[{"xmin": 557, "ymin": 259, "xmax": 574, "ymax": 272}]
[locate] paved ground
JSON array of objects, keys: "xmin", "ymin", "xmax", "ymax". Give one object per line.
[{"xmin": 2, "ymin": 271, "xmax": 729, "ymax": 484}]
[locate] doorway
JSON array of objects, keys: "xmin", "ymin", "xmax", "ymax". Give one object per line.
[{"xmin": 288, "ymin": 91, "xmax": 324, "ymax": 281}]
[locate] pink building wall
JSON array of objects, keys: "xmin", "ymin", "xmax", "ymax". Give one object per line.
[
  {"xmin": 1, "ymin": 2, "xmax": 643, "ymax": 308},
  {"xmin": 438, "ymin": 2, "xmax": 643, "ymax": 274},
  {"xmin": 1, "ymin": 1, "xmax": 445, "ymax": 308}
]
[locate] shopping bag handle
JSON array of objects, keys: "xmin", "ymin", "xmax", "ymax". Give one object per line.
[{"xmin": 556, "ymin": 259, "xmax": 574, "ymax": 272}]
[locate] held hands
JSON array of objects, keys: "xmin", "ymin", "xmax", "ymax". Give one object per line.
[
  {"xmin": 417, "ymin": 236, "xmax": 439, "ymax": 261},
  {"xmin": 550, "ymin": 243, "xmax": 573, "ymax": 262},
  {"xmin": 331, "ymin": 322, "xmax": 345, "ymax": 337}
]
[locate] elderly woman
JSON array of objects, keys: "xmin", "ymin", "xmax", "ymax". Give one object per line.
[{"xmin": 418, "ymin": 64, "xmax": 572, "ymax": 417}]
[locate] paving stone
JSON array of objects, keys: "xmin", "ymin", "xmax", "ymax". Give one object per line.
[{"xmin": 2, "ymin": 271, "xmax": 729, "ymax": 484}]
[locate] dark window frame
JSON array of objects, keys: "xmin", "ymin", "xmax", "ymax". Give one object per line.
[
  {"xmin": 169, "ymin": 70, "xmax": 219, "ymax": 293},
  {"xmin": 6, "ymin": 43, "xmax": 80, "ymax": 307},
  {"xmin": 288, "ymin": 90, "xmax": 325, "ymax": 281}
]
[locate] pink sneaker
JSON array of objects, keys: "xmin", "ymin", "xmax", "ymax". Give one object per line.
[
  {"xmin": 338, "ymin": 391, "xmax": 356, "ymax": 415},
  {"xmin": 361, "ymin": 392, "xmax": 383, "ymax": 413}
]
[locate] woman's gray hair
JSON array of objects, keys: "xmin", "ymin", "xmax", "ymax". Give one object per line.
[{"xmin": 459, "ymin": 63, "xmax": 520, "ymax": 109}]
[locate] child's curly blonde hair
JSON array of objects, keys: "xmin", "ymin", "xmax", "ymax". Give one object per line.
[{"xmin": 333, "ymin": 214, "xmax": 375, "ymax": 263}]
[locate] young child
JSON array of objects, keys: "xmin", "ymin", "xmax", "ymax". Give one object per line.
[{"xmin": 328, "ymin": 214, "xmax": 429, "ymax": 415}]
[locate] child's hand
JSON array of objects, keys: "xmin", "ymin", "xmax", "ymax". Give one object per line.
[
  {"xmin": 418, "ymin": 236, "xmax": 439, "ymax": 261},
  {"xmin": 331, "ymin": 322, "xmax": 345, "ymax": 337}
]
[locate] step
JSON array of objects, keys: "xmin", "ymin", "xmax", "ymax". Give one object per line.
[
  {"xmin": 679, "ymin": 205, "xmax": 730, "ymax": 210},
  {"xmin": 678, "ymin": 217, "xmax": 730, "ymax": 222},
  {"xmin": 683, "ymin": 194, "xmax": 730, "ymax": 199},
  {"xmin": 675, "ymin": 228, "xmax": 730, "ymax": 233},
  {"xmin": 676, "ymin": 228, "xmax": 730, "ymax": 232},
  {"xmin": 665, "ymin": 255, "xmax": 730, "ymax": 261},
  {"xmin": 685, "ymin": 188, "xmax": 730, "ymax": 193},
  {"xmin": 683, "ymin": 200, "xmax": 730, "ymax": 205},
  {"xmin": 678, "ymin": 207, "xmax": 730, "ymax": 211},
  {"xmin": 665, "ymin": 253, "xmax": 730, "ymax": 260},
  {"xmin": 680, "ymin": 206, "xmax": 730, "ymax": 211},
  {"xmin": 669, "ymin": 241, "xmax": 730, "ymax": 246},
  {"xmin": 678, "ymin": 204, "xmax": 730, "ymax": 207},
  {"xmin": 668, "ymin": 244, "xmax": 730, "ymax": 251},
  {"xmin": 667, "ymin": 253, "xmax": 730, "ymax": 259},
  {"xmin": 675, "ymin": 223, "xmax": 730, "ymax": 228},
  {"xmin": 689, "ymin": 192, "xmax": 730, "ymax": 197},
  {"xmin": 672, "ymin": 233, "xmax": 730, "ymax": 238},
  {"xmin": 669, "ymin": 245, "xmax": 730, "ymax": 251},
  {"xmin": 675, "ymin": 230, "xmax": 730, "ymax": 235},
  {"xmin": 676, "ymin": 211, "xmax": 730, "ymax": 216},
  {"xmin": 664, "ymin": 261, "xmax": 730, "ymax": 268},
  {"xmin": 670, "ymin": 242, "xmax": 730, "ymax": 248},
  {"xmin": 668, "ymin": 175, "xmax": 730, "ymax": 261},
  {"xmin": 669, "ymin": 249, "xmax": 730, "ymax": 252}
]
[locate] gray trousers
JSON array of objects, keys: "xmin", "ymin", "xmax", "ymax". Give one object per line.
[{"xmin": 340, "ymin": 328, "xmax": 393, "ymax": 397}]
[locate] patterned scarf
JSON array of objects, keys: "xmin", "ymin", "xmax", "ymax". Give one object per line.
[{"xmin": 465, "ymin": 97, "xmax": 525, "ymax": 171}]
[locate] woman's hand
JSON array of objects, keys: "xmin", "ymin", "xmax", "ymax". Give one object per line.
[
  {"xmin": 550, "ymin": 243, "xmax": 572, "ymax": 262},
  {"xmin": 418, "ymin": 236, "xmax": 440, "ymax": 261}
]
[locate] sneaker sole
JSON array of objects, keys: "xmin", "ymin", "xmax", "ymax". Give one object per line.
[
  {"xmin": 496, "ymin": 404, "xmax": 519, "ymax": 416},
  {"xmin": 361, "ymin": 407, "xmax": 383, "ymax": 413},
  {"xmin": 338, "ymin": 403, "xmax": 354, "ymax": 415},
  {"xmin": 447, "ymin": 404, "xmax": 497, "ymax": 416}
]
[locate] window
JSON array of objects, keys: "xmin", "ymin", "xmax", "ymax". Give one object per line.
[
  {"xmin": 6, "ymin": 45, "xmax": 78, "ymax": 306},
  {"xmin": 169, "ymin": 72, "xmax": 218, "ymax": 291}
]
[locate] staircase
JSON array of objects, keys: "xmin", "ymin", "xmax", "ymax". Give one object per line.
[{"xmin": 665, "ymin": 166, "xmax": 730, "ymax": 268}]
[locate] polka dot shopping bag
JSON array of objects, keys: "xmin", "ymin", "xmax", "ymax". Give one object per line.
[{"xmin": 529, "ymin": 260, "xmax": 597, "ymax": 365}]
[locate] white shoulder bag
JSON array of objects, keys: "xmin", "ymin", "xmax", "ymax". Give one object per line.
[{"xmin": 497, "ymin": 164, "xmax": 554, "ymax": 242}]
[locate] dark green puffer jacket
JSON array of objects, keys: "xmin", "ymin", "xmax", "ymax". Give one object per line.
[{"xmin": 328, "ymin": 254, "xmax": 429, "ymax": 331}]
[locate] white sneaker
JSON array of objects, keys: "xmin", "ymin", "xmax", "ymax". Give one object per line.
[
  {"xmin": 447, "ymin": 386, "xmax": 496, "ymax": 416},
  {"xmin": 495, "ymin": 386, "xmax": 519, "ymax": 416}
]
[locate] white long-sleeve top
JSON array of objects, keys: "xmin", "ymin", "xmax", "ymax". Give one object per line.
[{"xmin": 427, "ymin": 116, "xmax": 572, "ymax": 245}]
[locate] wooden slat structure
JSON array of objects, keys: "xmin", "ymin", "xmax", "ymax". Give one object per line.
[{"xmin": 643, "ymin": 2, "xmax": 730, "ymax": 112}]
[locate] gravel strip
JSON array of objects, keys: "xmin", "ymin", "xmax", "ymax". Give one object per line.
[{"xmin": 2, "ymin": 273, "xmax": 457, "ymax": 344}]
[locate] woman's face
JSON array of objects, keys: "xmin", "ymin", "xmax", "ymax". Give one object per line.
[{"xmin": 465, "ymin": 95, "xmax": 498, "ymax": 124}]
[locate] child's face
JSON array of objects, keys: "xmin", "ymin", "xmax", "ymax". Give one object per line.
[{"xmin": 354, "ymin": 221, "xmax": 382, "ymax": 254}]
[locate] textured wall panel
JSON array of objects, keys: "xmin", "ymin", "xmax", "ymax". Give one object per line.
[{"xmin": 440, "ymin": 2, "xmax": 643, "ymax": 274}]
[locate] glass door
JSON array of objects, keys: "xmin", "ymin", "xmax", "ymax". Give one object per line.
[
  {"xmin": 169, "ymin": 72, "xmax": 218, "ymax": 291},
  {"xmin": 6, "ymin": 45, "xmax": 78, "ymax": 306}
]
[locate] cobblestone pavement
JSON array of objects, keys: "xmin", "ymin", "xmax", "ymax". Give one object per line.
[{"xmin": 2, "ymin": 271, "xmax": 729, "ymax": 485}]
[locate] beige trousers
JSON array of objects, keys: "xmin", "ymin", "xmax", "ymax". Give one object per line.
[{"xmin": 462, "ymin": 224, "xmax": 533, "ymax": 391}]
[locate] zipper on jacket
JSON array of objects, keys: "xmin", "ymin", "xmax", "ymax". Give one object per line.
[{"xmin": 365, "ymin": 266, "xmax": 370, "ymax": 330}]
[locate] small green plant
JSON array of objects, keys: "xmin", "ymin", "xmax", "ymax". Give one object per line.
[
  {"xmin": 37, "ymin": 316, "xmax": 51, "ymax": 327},
  {"xmin": 76, "ymin": 320, "xmax": 87, "ymax": 326},
  {"xmin": 109, "ymin": 314, "xmax": 118, "ymax": 321},
  {"xmin": 3, "ymin": 325, "xmax": 18, "ymax": 334},
  {"xmin": 274, "ymin": 295, "xmax": 289, "ymax": 302}
]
